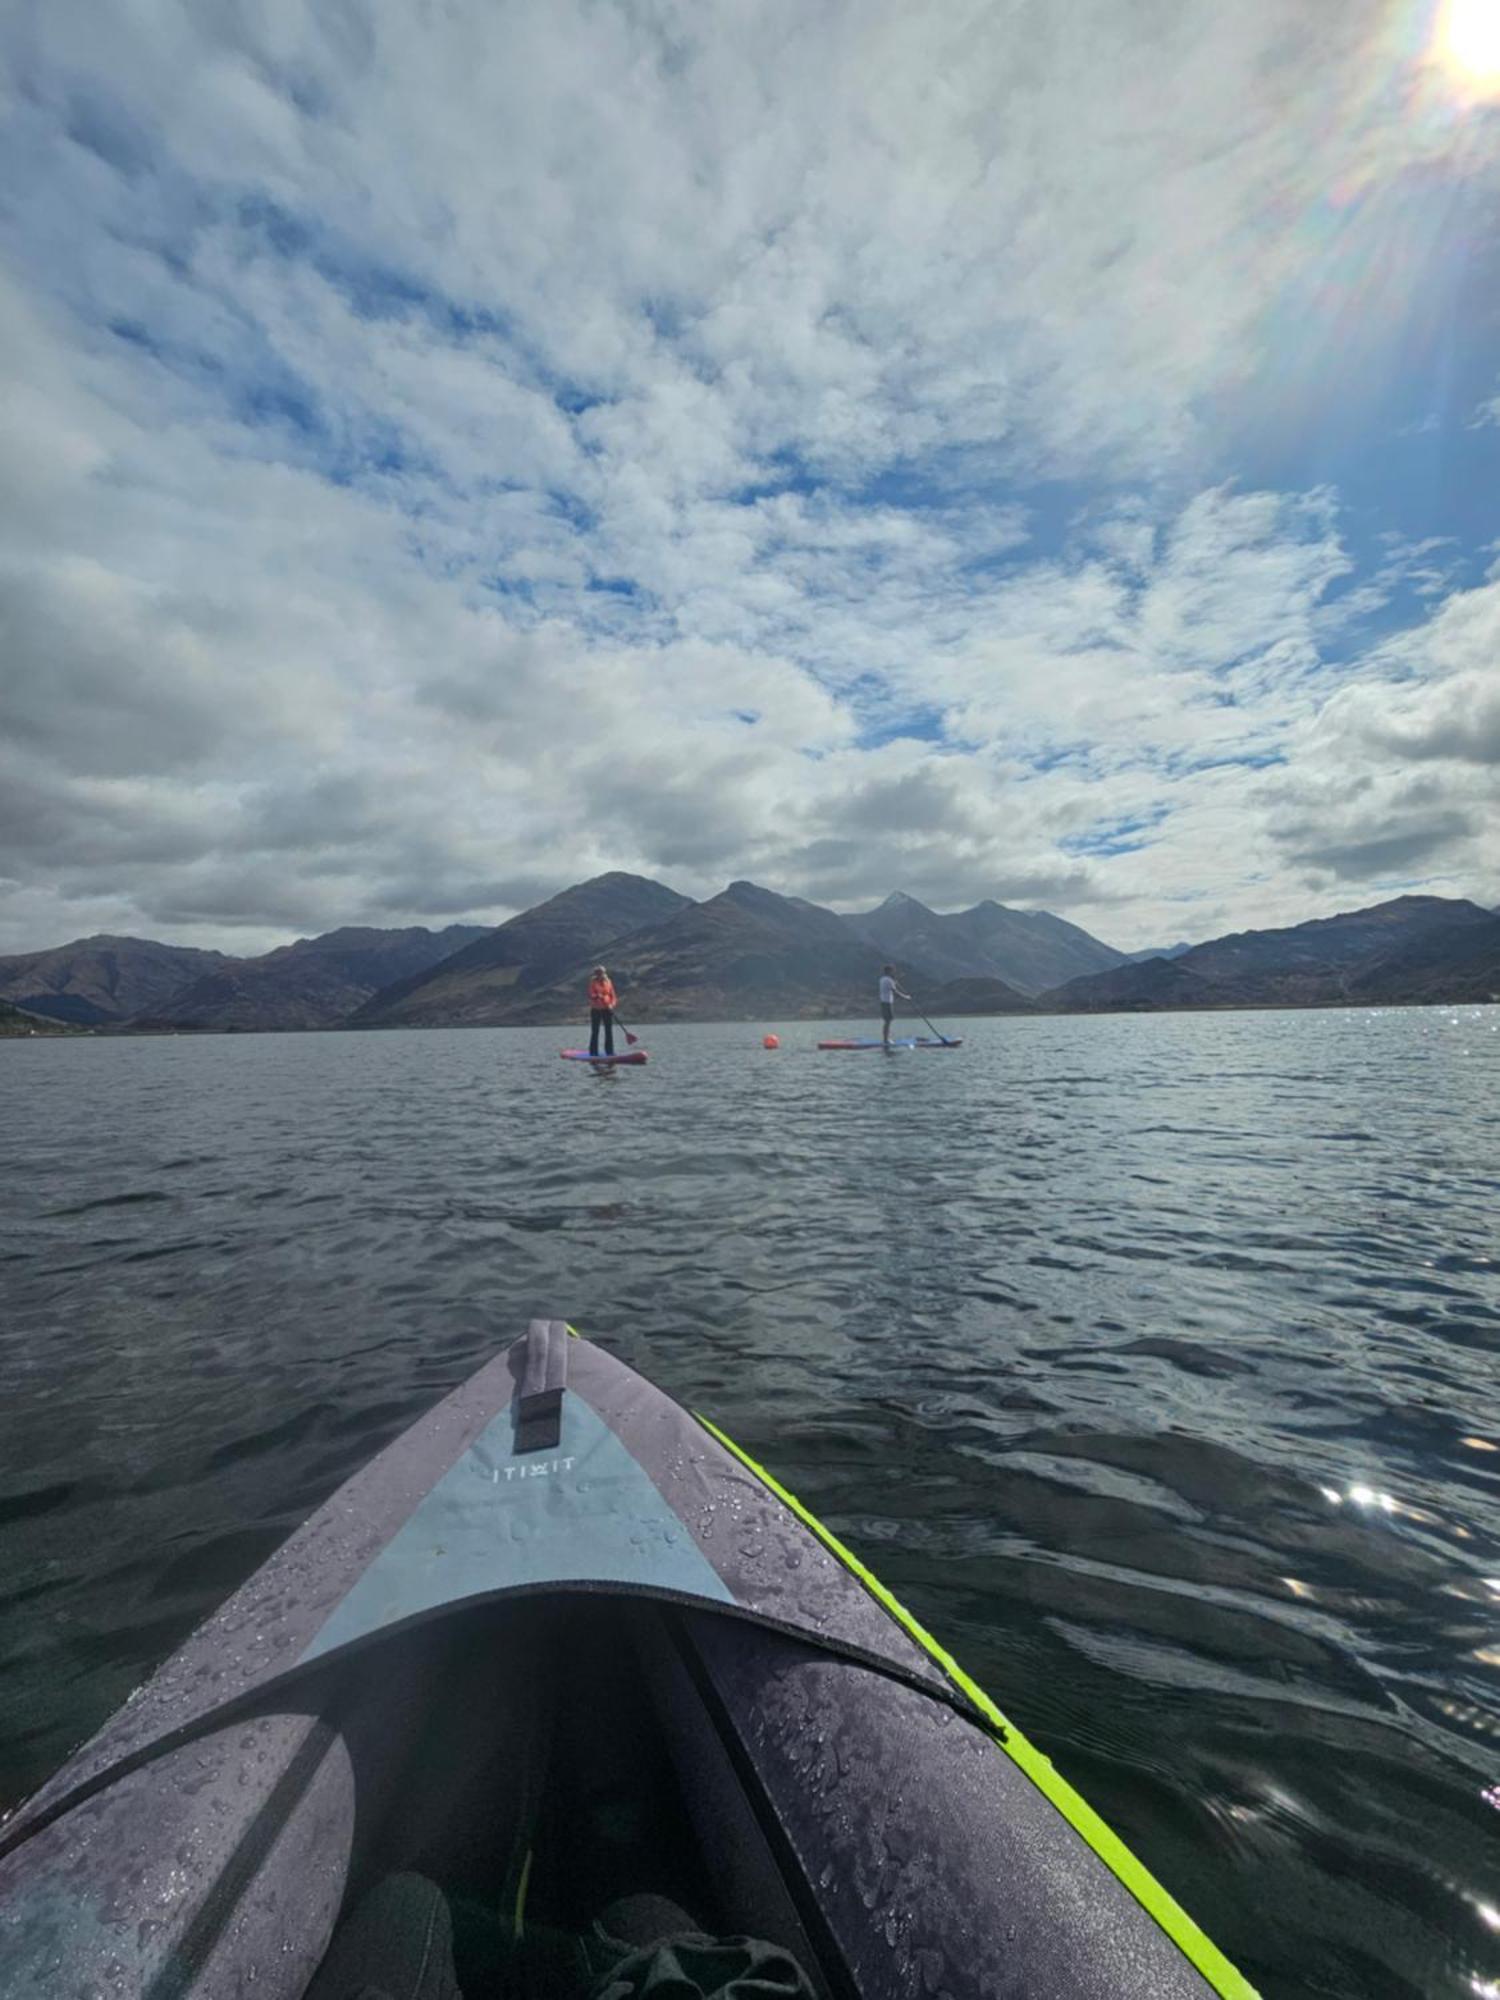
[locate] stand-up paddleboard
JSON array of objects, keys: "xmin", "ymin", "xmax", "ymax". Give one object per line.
[
  {"xmin": 0, "ymin": 1322, "xmax": 1255, "ymax": 2000},
  {"xmin": 560, "ymin": 1048, "xmax": 648, "ymax": 1064},
  {"xmin": 817, "ymin": 1035, "xmax": 963, "ymax": 1051}
]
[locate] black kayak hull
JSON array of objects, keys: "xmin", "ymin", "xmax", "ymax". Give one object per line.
[{"xmin": 0, "ymin": 1324, "xmax": 1253, "ymax": 1998}]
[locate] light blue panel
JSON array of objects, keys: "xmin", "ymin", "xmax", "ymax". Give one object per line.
[{"xmin": 299, "ymin": 1395, "xmax": 730, "ymax": 1663}]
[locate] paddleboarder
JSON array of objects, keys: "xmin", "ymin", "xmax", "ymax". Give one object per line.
[
  {"xmin": 588, "ymin": 965, "xmax": 618, "ymax": 1057},
  {"xmin": 879, "ymin": 964, "xmax": 910, "ymax": 1048}
]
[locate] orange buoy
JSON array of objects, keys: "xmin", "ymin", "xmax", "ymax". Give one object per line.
[{"xmin": 762, "ymin": 1033, "xmax": 780, "ymax": 1049}]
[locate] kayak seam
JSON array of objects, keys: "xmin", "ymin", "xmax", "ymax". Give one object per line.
[
  {"xmin": 0, "ymin": 1581, "xmax": 968, "ymax": 1867},
  {"xmin": 660, "ymin": 1608, "xmax": 865, "ymax": 2000},
  {"xmin": 694, "ymin": 1413, "xmax": 1259, "ymax": 2000}
]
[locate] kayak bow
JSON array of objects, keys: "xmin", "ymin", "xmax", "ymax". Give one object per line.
[{"xmin": 0, "ymin": 1323, "xmax": 1254, "ymax": 2000}]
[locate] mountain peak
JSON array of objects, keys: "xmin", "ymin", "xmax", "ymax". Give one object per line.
[
  {"xmin": 575, "ymin": 870, "xmax": 680, "ymax": 894},
  {"xmin": 849, "ymin": 891, "xmax": 1126, "ymax": 992},
  {"xmin": 723, "ymin": 878, "xmax": 789, "ymax": 908}
]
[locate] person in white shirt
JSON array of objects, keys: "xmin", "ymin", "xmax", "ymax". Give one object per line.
[{"xmin": 878, "ymin": 964, "xmax": 910, "ymax": 1048}]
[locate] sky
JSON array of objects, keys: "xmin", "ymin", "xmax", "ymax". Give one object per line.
[{"xmin": 2, "ymin": 0, "xmax": 1499, "ymax": 957}]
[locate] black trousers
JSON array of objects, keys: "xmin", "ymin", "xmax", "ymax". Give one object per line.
[{"xmin": 590, "ymin": 1007, "xmax": 616, "ymax": 1056}]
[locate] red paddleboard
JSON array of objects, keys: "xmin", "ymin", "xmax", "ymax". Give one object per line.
[{"xmin": 559, "ymin": 1049, "xmax": 649, "ymax": 1064}]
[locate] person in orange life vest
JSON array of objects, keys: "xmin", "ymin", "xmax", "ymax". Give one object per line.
[{"xmin": 588, "ymin": 966, "xmax": 618, "ymax": 1056}]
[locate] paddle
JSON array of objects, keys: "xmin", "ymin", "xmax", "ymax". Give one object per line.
[{"xmin": 912, "ymin": 1003, "xmax": 955, "ymax": 1047}]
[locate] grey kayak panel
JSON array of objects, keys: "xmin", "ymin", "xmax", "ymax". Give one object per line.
[
  {"xmin": 0, "ymin": 1702, "xmax": 352, "ymax": 2000},
  {"xmin": 0, "ymin": 1617, "xmax": 541, "ymax": 2000},
  {"xmin": 687, "ymin": 1614, "xmax": 1221, "ymax": 2000}
]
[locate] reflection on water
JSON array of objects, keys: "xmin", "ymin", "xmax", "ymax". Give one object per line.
[{"xmin": 2, "ymin": 1007, "xmax": 1499, "ymax": 1999}]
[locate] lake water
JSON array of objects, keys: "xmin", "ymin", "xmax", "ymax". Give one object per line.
[{"xmin": 3, "ymin": 1009, "xmax": 1499, "ymax": 1998}]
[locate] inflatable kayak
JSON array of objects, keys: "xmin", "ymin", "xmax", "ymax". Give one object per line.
[
  {"xmin": 0, "ymin": 1324, "xmax": 1253, "ymax": 2000},
  {"xmin": 817, "ymin": 1036, "xmax": 963, "ymax": 1051},
  {"xmin": 559, "ymin": 1048, "xmax": 648, "ymax": 1064}
]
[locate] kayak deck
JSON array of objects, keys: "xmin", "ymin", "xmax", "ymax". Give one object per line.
[{"xmin": 0, "ymin": 1323, "xmax": 1249, "ymax": 2000}]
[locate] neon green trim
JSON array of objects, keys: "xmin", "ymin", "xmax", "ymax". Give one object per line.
[{"xmin": 697, "ymin": 1414, "xmax": 1258, "ymax": 2000}]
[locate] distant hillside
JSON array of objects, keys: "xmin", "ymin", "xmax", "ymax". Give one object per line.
[
  {"xmin": 1345, "ymin": 914, "xmax": 1500, "ymax": 1005},
  {"xmin": 0, "ymin": 997, "xmax": 84, "ymax": 1036},
  {"xmin": 1044, "ymin": 955, "xmax": 1216, "ymax": 1012},
  {"xmin": 848, "ymin": 891, "xmax": 1125, "ymax": 994},
  {"xmin": 1047, "ymin": 896, "xmax": 1496, "ymax": 1011},
  {"xmin": 0, "ymin": 934, "xmax": 234, "ymax": 1025},
  {"xmin": 502, "ymin": 880, "xmax": 894, "ymax": 1023},
  {"xmin": 1179, "ymin": 896, "xmax": 1490, "ymax": 984},
  {"xmin": 355, "ymin": 873, "xmax": 690, "ymax": 1027},
  {"xmin": 141, "ymin": 925, "xmax": 488, "ymax": 1031},
  {"xmin": 921, "ymin": 975, "xmax": 1035, "ymax": 1015},
  {"xmin": 1121, "ymin": 941, "xmax": 1193, "ymax": 964}
]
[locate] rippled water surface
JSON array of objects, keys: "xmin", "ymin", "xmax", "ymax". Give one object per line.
[{"xmin": 3, "ymin": 1011, "xmax": 1499, "ymax": 1997}]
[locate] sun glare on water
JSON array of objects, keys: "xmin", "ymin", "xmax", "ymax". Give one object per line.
[{"xmin": 1434, "ymin": 0, "xmax": 1500, "ymax": 97}]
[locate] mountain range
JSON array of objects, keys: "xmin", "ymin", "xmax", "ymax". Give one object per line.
[
  {"xmin": 0, "ymin": 881, "xmax": 1494, "ymax": 1035},
  {"xmin": 0, "ymin": 925, "xmax": 484, "ymax": 1031},
  {"xmin": 129, "ymin": 925, "xmax": 490, "ymax": 1032},
  {"xmin": 0, "ymin": 934, "xmax": 235, "ymax": 1026},
  {"xmin": 353, "ymin": 876, "xmax": 1048, "ymax": 1027},
  {"xmin": 1050, "ymin": 896, "xmax": 1500, "ymax": 1011}
]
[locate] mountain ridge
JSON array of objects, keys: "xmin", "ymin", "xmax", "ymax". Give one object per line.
[
  {"xmin": 846, "ymin": 890, "xmax": 1126, "ymax": 993},
  {"xmin": 352, "ymin": 873, "xmax": 692, "ymax": 1028},
  {"xmin": 1045, "ymin": 896, "xmax": 1497, "ymax": 1011},
  {"xmin": 0, "ymin": 934, "xmax": 235, "ymax": 1025},
  {"xmin": 489, "ymin": 879, "xmax": 894, "ymax": 1024},
  {"xmin": 4, "ymin": 886, "xmax": 1495, "ymax": 1033},
  {"xmin": 136, "ymin": 925, "xmax": 489, "ymax": 1032}
]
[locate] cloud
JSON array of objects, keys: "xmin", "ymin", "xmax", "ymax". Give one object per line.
[
  {"xmin": 1352, "ymin": 672, "xmax": 1500, "ymax": 767},
  {"xmin": 1256, "ymin": 573, "xmax": 1500, "ymax": 894},
  {"xmin": 1, "ymin": 1, "xmax": 1498, "ymax": 957},
  {"xmin": 1276, "ymin": 792, "xmax": 1480, "ymax": 884}
]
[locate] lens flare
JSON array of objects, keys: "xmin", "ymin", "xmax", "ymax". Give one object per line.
[{"xmin": 1435, "ymin": 0, "xmax": 1500, "ymax": 96}]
